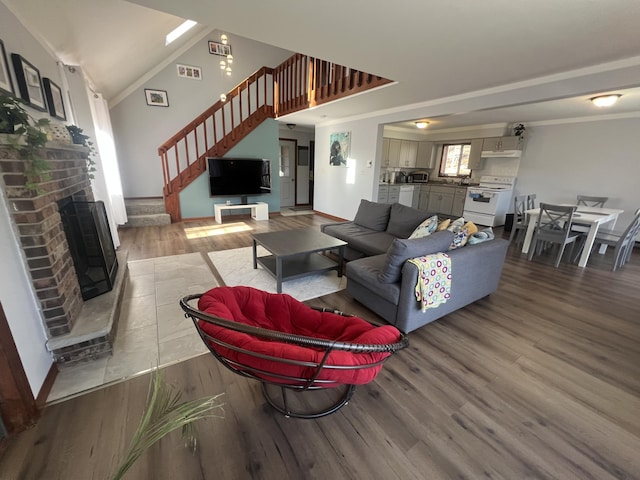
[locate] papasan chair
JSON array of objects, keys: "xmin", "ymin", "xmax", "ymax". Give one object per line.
[{"xmin": 180, "ymin": 286, "xmax": 408, "ymax": 419}]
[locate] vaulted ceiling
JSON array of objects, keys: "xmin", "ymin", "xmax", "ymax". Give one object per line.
[{"xmin": 5, "ymin": 0, "xmax": 640, "ymax": 130}]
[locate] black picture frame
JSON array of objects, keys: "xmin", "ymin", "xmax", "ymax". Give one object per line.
[
  {"xmin": 10, "ymin": 53, "xmax": 46, "ymax": 111},
  {"xmin": 0, "ymin": 39, "xmax": 14, "ymax": 96},
  {"xmin": 144, "ymin": 88, "xmax": 169, "ymax": 107},
  {"xmin": 42, "ymin": 78, "xmax": 66, "ymax": 120}
]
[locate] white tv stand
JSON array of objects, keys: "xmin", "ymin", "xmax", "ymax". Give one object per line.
[{"xmin": 214, "ymin": 202, "xmax": 269, "ymax": 224}]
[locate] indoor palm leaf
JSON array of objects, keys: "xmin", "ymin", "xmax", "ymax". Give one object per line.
[{"xmin": 111, "ymin": 369, "xmax": 224, "ymax": 480}]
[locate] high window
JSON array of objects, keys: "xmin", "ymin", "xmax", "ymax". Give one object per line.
[{"xmin": 439, "ymin": 144, "xmax": 471, "ymax": 177}]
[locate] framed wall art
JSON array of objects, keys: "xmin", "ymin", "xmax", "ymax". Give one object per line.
[
  {"xmin": 329, "ymin": 131, "xmax": 351, "ymax": 167},
  {"xmin": 10, "ymin": 53, "xmax": 46, "ymax": 110},
  {"xmin": 176, "ymin": 64, "xmax": 202, "ymax": 80},
  {"xmin": 144, "ymin": 88, "xmax": 169, "ymax": 107},
  {"xmin": 0, "ymin": 39, "xmax": 14, "ymax": 95},
  {"xmin": 208, "ymin": 41, "xmax": 232, "ymax": 57},
  {"xmin": 42, "ymin": 78, "xmax": 66, "ymax": 120}
]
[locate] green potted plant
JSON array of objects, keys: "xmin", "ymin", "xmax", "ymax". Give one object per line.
[
  {"xmin": 66, "ymin": 124, "xmax": 97, "ymax": 179},
  {"xmin": 0, "ymin": 93, "xmax": 50, "ymax": 192}
]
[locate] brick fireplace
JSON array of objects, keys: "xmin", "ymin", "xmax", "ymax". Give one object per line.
[{"xmin": 0, "ymin": 142, "xmax": 122, "ymax": 362}]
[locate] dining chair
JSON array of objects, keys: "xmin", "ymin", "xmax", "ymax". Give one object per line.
[
  {"xmin": 577, "ymin": 195, "xmax": 608, "ymax": 208},
  {"xmin": 509, "ymin": 194, "xmax": 528, "ymax": 245},
  {"xmin": 528, "ymin": 203, "xmax": 580, "ymax": 267},
  {"xmin": 588, "ymin": 208, "xmax": 640, "ymax": 271},
  {"xmin": 573, "ymin": 195, "xmax": 609, "ymax": 234}
]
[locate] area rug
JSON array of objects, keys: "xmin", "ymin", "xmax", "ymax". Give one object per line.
[{"xmin": 208, "ymin": 246, "xmax": 346, "ymax": 301}]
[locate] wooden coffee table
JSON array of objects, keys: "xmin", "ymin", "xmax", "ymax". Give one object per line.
[{"xmin": 252, "ymin": 229, "xmax": 347, "ymax": 293}]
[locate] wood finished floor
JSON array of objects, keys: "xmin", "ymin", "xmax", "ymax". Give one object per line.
[{"xmin": 1, "ymin": 213, "xmax": 639, "ymax": 479}]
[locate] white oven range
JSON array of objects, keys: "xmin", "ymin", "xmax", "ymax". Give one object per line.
[{"xmin": 463, "ymin": 176, "xmax": 516, "ymax": 226}]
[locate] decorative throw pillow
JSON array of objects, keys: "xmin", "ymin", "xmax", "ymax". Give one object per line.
[
  {"xmin": 463, "ymin": 221, "xmax": 478, "ymax": 236},
  {"xmin": 449, "ymin": 225, "xmax": 471, "ymax": 250},
  {"xmin": 353, "ymin": 199, "xmax": 391, "ymax": 231},
  {"xmin": 436, "ymin": 218, "xmax": 451, "ymax": 231},
  {"xmin": 467, "ymin": 227, "xmax": 495, "ymax": 245},
  {"xmin": 447, "ymin": 217, "xmax": 466, "ymax": 233},
  {"xmin": 378, "ymin": 230, "xmax": 455, "ymax": 283},
  {"xmin": 408, "ymin": 215, "xmax": 438, "ymax": 239}
]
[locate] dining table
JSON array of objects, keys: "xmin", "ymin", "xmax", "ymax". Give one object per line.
[{"xmin": 521, "ymin": 206, "xmax": 624, "ymax": 267}]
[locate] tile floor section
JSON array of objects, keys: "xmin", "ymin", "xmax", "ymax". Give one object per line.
[{"xmin": 47, "ymin": 253, "xmax": 217, "ymax": 403}]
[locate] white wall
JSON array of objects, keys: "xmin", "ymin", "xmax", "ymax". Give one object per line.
[
  {"xmin": 516, "ymin": 117, "xmax": 640, "ymax": 227},
  {"xmin": 0, "ymin": 1, "xmax": 61, "ymax": 397},
  {"xmin": 314, "ymin": 119, "xmax": 382, "ymax": 219},
  {"xmin": 110, "ymin": 33, "xmax": 293, "ymax": 198}
]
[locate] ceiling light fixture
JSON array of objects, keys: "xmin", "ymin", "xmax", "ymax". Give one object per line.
[
  {"xmin": 590, "ymin": 94, "xmax": 621, "ymax": 107},
  {"xmin": 165, "ymin": 20, "xmax": 197, "ymax": 45},
  {"xmin": 415, "ymin": 121, "xmax": 429, "ymax": 129}
]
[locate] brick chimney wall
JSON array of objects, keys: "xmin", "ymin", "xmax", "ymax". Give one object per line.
[{"xmin": 0, "ymin": 144, "xmax": 92, "ymax": 337}]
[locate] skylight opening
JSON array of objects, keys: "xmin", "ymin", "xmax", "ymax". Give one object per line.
[{"xmin": 165, "ymin": 20, "xmax": 197, "ymax": 46}]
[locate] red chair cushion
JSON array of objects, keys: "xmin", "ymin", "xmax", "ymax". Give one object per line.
[{"xmin": 197, "ymin": 286, "xmax": 402, "ymax": 386}]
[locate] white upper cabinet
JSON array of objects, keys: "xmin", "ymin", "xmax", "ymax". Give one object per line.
[
  {"xmin": 416, "ymin": 141, "xmax": 434, "ymax": 169},
  {"xmin": 468, "ymin": 138, "xmax": 485, "ymax": 170},
  {"xmin": 387, "ymin": 139, "xmax": 402, "ymax": 167},
  {"xmin": 399, "ymin": 140, "xmax": 418, "ymax": 168},
  {"xmin": 482, "ymin": 136, "xmax": 524, "ymax": 152}
]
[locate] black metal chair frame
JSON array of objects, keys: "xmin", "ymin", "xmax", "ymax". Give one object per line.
[{"xmin": 180, "ymin": 293, "xmax": 409, "ymax": 419}]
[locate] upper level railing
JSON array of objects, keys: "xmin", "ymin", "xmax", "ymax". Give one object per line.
[{"xmin": 158, "ymin": 54, "xmax": 391, "ymax": 222}]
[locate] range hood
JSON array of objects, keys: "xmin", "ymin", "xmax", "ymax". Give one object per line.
[{"xmin": 481, "ymin": 150, "xmax": 522, "ymax": 158}]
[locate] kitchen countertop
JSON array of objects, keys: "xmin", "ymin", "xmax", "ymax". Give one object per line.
[{"xmin": 379, "ymin": 182, "xmax": 478, "ymax": 187}]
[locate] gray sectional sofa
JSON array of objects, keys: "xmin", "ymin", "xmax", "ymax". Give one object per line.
[{"xmin": 322, "ymin": 199, "xmax": 509, "ymax": 333}]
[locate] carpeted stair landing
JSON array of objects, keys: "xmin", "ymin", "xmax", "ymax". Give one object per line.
[{"xmin": 123, "ymin": 198, "xmax": 171, "ymax": 227}]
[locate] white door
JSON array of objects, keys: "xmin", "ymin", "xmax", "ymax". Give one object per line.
[
  {"xmin": 296, "ymin": 146, "xmax": 310, "ymax": 205},
  {"xmin": 279, "ymin": 139, "xmax": 296, "ymax": 207}
]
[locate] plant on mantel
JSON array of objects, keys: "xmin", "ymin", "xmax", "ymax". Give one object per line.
[
  {"xmin": 66, "ymin": 124, "xmax": 97, "ymax": 180},
  {"xmin": 0, "ymin": 93, "xmax": 50, "ymax": 192}
]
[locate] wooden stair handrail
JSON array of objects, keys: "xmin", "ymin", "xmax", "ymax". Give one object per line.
[{"xmin": 159, "ymin": 54, "xmax": 391, "ymax": 222}]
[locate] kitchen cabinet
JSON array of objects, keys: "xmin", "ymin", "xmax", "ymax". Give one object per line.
[
  {"xmin": 482, "ymin": 135, "xmax": 524, "ymax": 152},
  {"xmin": 418, "ymin": 185, "xmax": 431, "ymax": 210},
  {"xmin": 412, "ymin": 186, "xmax": 421, "ymax": 208},
  {"xmin": 377, "ymin": 184, "xmax": 389, "ymax": 203},
  {"xmin": 427, "ymin": 186, "xmax": 454, "ymax": 215},
  {"xmin": 377, "ymin": 184, "xmax": 401, "ymax": 204},
  {"xmin": 387, "ymin": 139, "xmax": 402, "ymax": 167},
  {"xmin": 381, "ymin": 138, "xmax": 391, "ymax": 168},
  {"xmin": 452, "ymin": 187, "xmax": 468, "ymax": 217},
  {"xmin": 388, "ymin": 185, "xmax": 400, "ymax": 203},
  {"xmin": 416, "ymin": 141, "xmax": 434, "ymax": 169},
  {"xmin": 468, "ymin": 138, "xmax": 485, "ymax": 170},
  {"xmin": 399, "ymin": 141, "xmax": 418, "ymax": 168}
]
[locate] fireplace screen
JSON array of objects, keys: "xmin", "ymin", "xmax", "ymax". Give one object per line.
[{"xmin": 58, "ymin": 200, "xmax": 118, "ymax": 300}]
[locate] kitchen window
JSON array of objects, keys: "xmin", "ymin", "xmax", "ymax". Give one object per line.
[{"xmin": 439, "ymin": 143, "xmax": 471, "ymax": 177}]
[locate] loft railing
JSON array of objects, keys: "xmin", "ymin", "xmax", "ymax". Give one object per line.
[{"xmin": 159, "ymin": 54, "xmax": 391, "ymax": 222}]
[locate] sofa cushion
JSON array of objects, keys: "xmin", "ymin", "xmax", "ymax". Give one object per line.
[
  {"xmin": 386, "ymin": 203, "xmax": 433, "ymax": 238},
  {"xmin": 322, "ymin": 222, "xmax": 396, "ymax": 256},
  {"xmin": 378, "ymin": 230, "xmax": 455, "ymax": 283},
  {"xmin": 408, "ymin": 215, "xmax": 439, "ymax": 239},
  {"xmin": 347, "ymin": 255, "xmax": 401, "ymax": 305},
  {"xmin": 353, "ymin": 199, "xmax": 392, "ymax": 231}
]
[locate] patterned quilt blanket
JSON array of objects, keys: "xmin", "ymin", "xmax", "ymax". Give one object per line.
[{"xmin": 407, "ymin": 253, "xmax": 452, "ymax": 311}]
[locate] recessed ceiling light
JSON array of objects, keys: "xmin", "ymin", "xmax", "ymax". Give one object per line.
[
  {"xmin": 415, "ymin": 121, "xmax": 429, "ymax": 129},
  {"xmin": 165, "ymin": 20, "xmax": 197, "ymax": 45},
  {"xmin": 590, "ymin": 94, "xmax": 621, "ymax": 107}
]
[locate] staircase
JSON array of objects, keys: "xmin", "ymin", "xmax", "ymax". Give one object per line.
[
  {"xmin": 123, "ymin": 198, "xmax": 171, "ymax": 227},
  {"xmin": 158, "ymin": 53, "xmax": 392, "ymax": 223}
]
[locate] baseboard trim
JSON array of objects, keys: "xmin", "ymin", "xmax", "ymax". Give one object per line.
[{"xmin": 36, "ymin": 363, "xmax": 58, "ymax": 409}]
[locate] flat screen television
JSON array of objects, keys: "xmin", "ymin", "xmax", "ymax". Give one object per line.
[{"xmin": 207, "ymin": 157, "xmax": 271, "ymax": 204}]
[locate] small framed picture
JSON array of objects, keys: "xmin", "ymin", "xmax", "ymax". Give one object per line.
[
  {"xmin": 208, "ymin": 41, "xmax": 232, "ymax": 57},
  {"xmin": 144, "ymin": 88, "xmax": 169, "ymax": 107},
  {"xmin": 0, "ymin": 39, "xmax": 14, "ymax": 95},
  {"xmin": 11, "ymin": 53, "xmax": 46, "ymax": 111},
  {"xmin": 176, "ymin": 63, "xmax": 202, "ymax": 80},
  {"xmin": 42, "ymin": 78, "xmax": 66, "ymax": 120}
]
